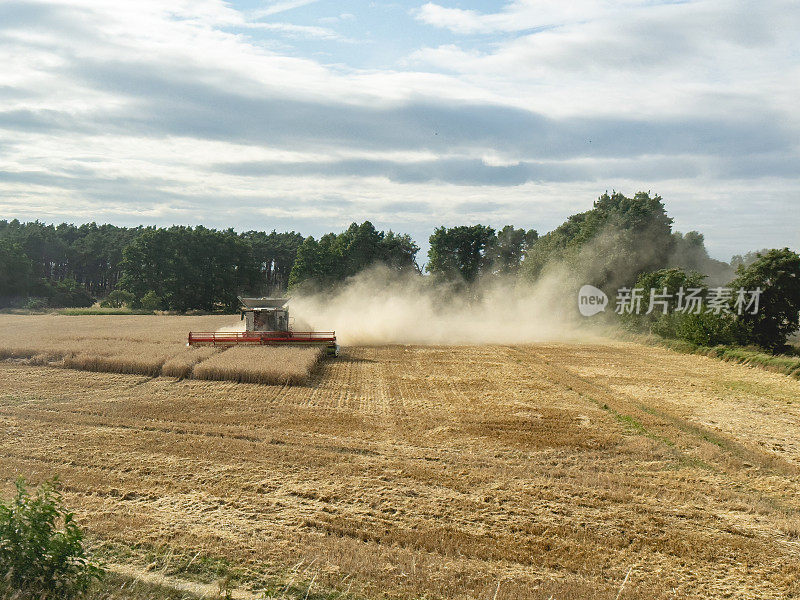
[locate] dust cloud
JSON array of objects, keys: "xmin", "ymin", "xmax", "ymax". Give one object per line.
[
  {"xmin": 223, "ymin": 222, "xmax": 671, "ymax": 344},
  {"xmin": 290, "ymin": 265, "xmax": 603, "ymax": 346}
]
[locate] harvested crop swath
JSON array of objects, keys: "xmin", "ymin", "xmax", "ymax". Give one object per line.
[
  {"xmin": 55, "ymin": 339, "xmax": 171, "ymax": 377},
  {"xmin": 192, "ymin": 346, "xmax": 322, "ymax": 385},
  {"xmin": 162, "ymin": 347, "xmax": 220, "ymax": 379},
  {"xmin": 61, "ymin": 351, "xmax": 166, "ymax": 377}
]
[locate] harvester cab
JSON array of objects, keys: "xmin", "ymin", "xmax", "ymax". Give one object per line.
[
  {"xmin": 240, "ymin": 296, "xmax": 290, "ymax": 332},
  {"xmin": 187, "ymin": 297, "xmax": 338, "ymax": 356}
]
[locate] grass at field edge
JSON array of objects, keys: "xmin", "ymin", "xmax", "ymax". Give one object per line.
[
  {"xmin": 627, "ymin": 333, "xmax": 800, "ymax": 379},
  {"xmin": 86, "ymin": 539, "xmax": 362, "ymax": 600}
]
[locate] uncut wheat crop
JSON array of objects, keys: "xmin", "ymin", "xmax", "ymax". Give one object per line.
[
  {"xmin": 192, "ymin": 345, "xmax": 323, "ymax": 385},
  {"xmin": 0, "ymin": 314, "xmax": 323, "ymax": 383},
  {"xmin": 161, "ymin": 346, "xmax": 220, "ymax": 379}
]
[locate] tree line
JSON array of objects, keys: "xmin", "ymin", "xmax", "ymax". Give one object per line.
[
  {"xmin": 0, "ymin": 220, "xmax": 303, "ymax": 310},
  {"xmin": 2, "ymin": 191, "xmax": 798, "ymax": 350},
  {"xmin": 0, "ymin": 218, "xmax": 537, "ymax": 309}
]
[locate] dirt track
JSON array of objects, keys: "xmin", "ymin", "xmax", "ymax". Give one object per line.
[{"xmin": 2, "ymin": 341, "xmax": 800, "ymax": 599}]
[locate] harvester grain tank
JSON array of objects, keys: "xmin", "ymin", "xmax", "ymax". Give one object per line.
[{"xmin": 188, "ymin": 297, "xmax": 338, "ymax": 356}]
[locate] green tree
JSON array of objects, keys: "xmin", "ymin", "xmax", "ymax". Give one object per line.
[
  {"xmin": 288, "ymin": 222, "xmax": 419, "ymax": 289},
  {"xmin": 337, "ymin": 221, "xmax": 383, "ymax": 275},
  {"xmin": 488, "ymin": 225, "xmax": 537, "ymax": 275},
  {"xmin": 119, "ymin": 226, "xmax": 260, "ymax": 312},
  {"xmin": 427, "ymin": 224, "xmax": 496, "ymax": 283},
  {"xmin": 288, "ymin": 236, "xmax": 323, "ymax": 289},
  {"xmin": 0, "ymin": 239, "xmax": 34, "ymax": 300},
  {"xmin": 239, "ymin": 230, "xmax": 304, "ymax": 293},
  {"xmin": 381, "ymin": 230, "xmax": 420, "ymax": 271},
  {"xmin": 729, "ymin": 248, "xmax": 800, "ymax": 351},
  {"xmin": 287, "ymin": 233, "xmax": 344, "ymax": 289},
  {"xmin": 0, "ymin": 219, "xmax": 309, "ymax": 303},
  {"xmin": 521, "ymin": 191, "xmax": 674, "ymax": 288},
  {"xmin": 730, "ymin": 249, "xmax": 771, "ymax": 270},
  {"xmin": 671, "ymin": 231, "xmax": 732, "ymax": 284},
  {"xmin": 0, "ymin": 220, "xmax": 145, "ymax": 298},
  {"xmin": 0, "ymin": 478, "xmax": 103, "ymax": 599},
  {"xmin": 673, "ymin": 312, "xmax": 740, "ymax": 347}
]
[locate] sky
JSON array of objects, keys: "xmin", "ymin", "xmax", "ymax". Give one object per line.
[{"xmin": 1, "ymin": 0, "xmax": 798, "ymax": 261}]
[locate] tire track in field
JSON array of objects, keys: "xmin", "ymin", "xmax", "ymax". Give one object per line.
[
  {"xmin": 377, "ymin": 346, "xmax": 420, "ymax": 441},
  {"xmin": 505, "ymin": 345, "xmax": 800, "ymax": 506}
]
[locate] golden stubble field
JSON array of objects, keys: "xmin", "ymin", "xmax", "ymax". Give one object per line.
[{"xmin": 1, "ymin": 315, "xmax": 800, "ymax": 599}]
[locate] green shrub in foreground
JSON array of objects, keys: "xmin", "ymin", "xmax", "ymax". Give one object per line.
[{"xmin": 0, "ymin": 478, "xmax": 102, "ymax": 599}]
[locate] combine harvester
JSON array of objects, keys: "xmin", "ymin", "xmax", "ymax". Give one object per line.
[{"xmin": 188, "ymin": 297, "xmax": 338, "ymax": 356}]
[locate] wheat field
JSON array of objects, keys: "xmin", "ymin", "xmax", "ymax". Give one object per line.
[
  {"xmin": 1, "ymin": 330, "xmax": 800, "ymax": 599},
  {"xmin": 193, "ymin": 345, "xmax": 322, "ymax": 385},
  {"xmin": 0, "ymin": 314, "xmax": 323, "ymax": 384}
]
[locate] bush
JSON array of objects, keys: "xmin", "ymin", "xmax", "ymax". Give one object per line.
[
  {"xmin": 0, "ymin": 478, "xmax": 103, "ymax": 599},
  {"xmin": 627, "ymin": 254, "xmax": 800, "ymax": 352},
  {"xmin": 45, "ymin": 279, "xmax": 95, "ymax": 309},
  {"xmin": 672, "ymin": 311, "xmax": 739, "ymax": 347},
  {"xmin": 99, "ymin": 290, "xmax": 136, "ymax": 309},
  {"xmin": 24, "ymin": 297, "xmax": 49, "ymax": 311},
  {"xmin": 729, "ymin": 248, "xmax": 800, "ymax": 351},
  {"xmin": 138, "ymin": 290, "xmax": 163, "ymax": 311},
  {"xmin": 620, "ymin": 267, "xmax": 707, "ymax": 337},
  {"xmin": 630, "ymin": 309, "xmax": 739, "ymax": 347}
]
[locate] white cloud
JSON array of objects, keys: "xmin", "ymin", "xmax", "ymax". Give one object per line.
[
  {"xmin": 251, "ymin": 0, "xmax": 321, "ymax": 18},
  {"xmin": 410, "ymin": 0, "xmax": 800, "ymax": 122},
  {"xmin": 318, "ymin": 12, "xmax": 355, "ymax": 25},
  {"xmin": 414, "ymin": 0, "xmax": 620, "ymax": 34},
  {"xmin": 245, "ymin": 21, "xmax": 342, "ymax": 40},
  {"xmin": 0, "ymin": 0, "xmax": 798, "ymax": 259}
]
